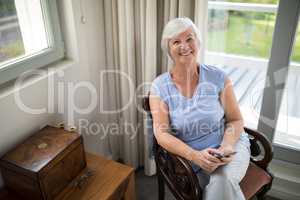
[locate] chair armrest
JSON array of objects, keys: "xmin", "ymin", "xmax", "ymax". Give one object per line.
[
  {"xmin": 244, "ymin": 127, "xmax": 273, "ymax": 170},
  {"xmin": 154, "ymin": 139, "xmax": 202, "ymax": 200}
]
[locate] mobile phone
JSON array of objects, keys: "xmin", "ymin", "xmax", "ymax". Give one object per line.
[
  {"xmin": 211, "ymin": 151, "xmax": 237, "ymax": 159},
  {"xmin": 223, "ymin": 151, "xmax": 237, "ymax": 157}
]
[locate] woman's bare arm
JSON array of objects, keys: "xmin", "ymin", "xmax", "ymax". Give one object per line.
[
  {"xmin": 149, "ymin": 94, "xmax": 194, "ymax": 159},
  {"xmin": 220, "ymin": 77, "xmax": 244, "ymax": 152}
]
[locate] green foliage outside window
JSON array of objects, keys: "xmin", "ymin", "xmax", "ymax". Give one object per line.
[
  {"xmin": 208, "ymin": 1, "xmax": 300, "ymax": 63},
  {"xmin": 0, "ymin": 0, "xmax": 17, "ymax": 17}
]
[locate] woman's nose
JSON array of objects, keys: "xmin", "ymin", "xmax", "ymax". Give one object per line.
[{"xmin": 179, "ymin": 42, "xmax": 189, "ymax": 50}]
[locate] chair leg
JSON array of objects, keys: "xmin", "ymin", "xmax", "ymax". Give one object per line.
[
  {"xmin": 256, "ymin": 191, "xmax": 267, "ymax": 200},
  {"xmin": 157, "ymin": 171, "xmax": 165, "ymax": 200},
  {"xmin": 256, "ymin": 183, "xmax": 272, "ymax": 200}
]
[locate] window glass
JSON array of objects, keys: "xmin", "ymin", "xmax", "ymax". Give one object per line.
[
  {"xmin": 0, "ymin": 0, "xmax": 49, "ymax": 66},
  {"xmin": 274, "ymin": 20, "xmax": 300, "ymax": 150},
  {"xmin": 207, "ymin": 7, "xmax": 276, "ymax": 59},
  {"xmin": 205, "ymin": 0, "xmax": 278, "ymax": 128}
]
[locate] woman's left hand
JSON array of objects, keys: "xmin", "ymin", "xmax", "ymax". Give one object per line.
[{"xmin": 217, "ymin": 145, "xmax": 235, "ymax": 164}]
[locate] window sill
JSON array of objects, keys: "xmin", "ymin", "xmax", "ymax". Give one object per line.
[
  {"xmin": 269, "ymin": 159, "xmax": 300, "ymax": 200},
  {"xmin": 0, "ymin": 58, "xmax": 76, "ymax": 99}
]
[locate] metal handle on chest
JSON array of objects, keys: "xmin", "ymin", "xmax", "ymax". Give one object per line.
[{"xmin": 71, "ymin": 169, "xmax": 95, "ymax": 189}]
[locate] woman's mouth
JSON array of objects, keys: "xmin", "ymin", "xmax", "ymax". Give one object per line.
[{"xmin": 179, "ymin": 51, "xmax": 193, "ymax": 56}]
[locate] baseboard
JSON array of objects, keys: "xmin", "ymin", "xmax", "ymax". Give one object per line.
[
  {"xmin": 268, "ymin": 186, "xmax": 300, "ymax": 200},
  {"xmin": 267, "ymin": 159, "xmax": 300, "ymax": 200}
]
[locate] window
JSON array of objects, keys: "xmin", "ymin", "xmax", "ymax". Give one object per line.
[
  {"xmin": 205, "ymin": 0, "xmax": 300, "ymax": 164},
  {"xmin": 205, "ymin": 0, "xmax": 279, "ymax": 129},
  {"xmin": 0, "ymin": 0, "xmax": 64, "ymax": 84},
  {"xmin": 274, "ymin": 20, "xmax": 300, "ymax": 151}
]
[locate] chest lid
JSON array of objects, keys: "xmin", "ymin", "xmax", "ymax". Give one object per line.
[{"xmin": 0, "ymin": 125, "xmax": 81, "ymax": 173}]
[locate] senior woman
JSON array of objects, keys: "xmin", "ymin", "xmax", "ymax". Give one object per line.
[{"xmin": 149, "ymin": 18, "xmax": 250, "ymax": 200}]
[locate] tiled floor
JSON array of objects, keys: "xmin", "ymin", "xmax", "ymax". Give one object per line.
[{"xmin": 135, "ymin": 169, "xmax": 280, "ymax": 200}]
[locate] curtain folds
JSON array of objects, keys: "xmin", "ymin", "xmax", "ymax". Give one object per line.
[{"xmin": 101, "ymin": 0, "xmax": 208, "ymax": 175}]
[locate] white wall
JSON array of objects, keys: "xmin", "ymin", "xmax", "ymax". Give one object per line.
[{"xmin": 0, "ymin": 0, "xmax": 110, "ymax": 187}]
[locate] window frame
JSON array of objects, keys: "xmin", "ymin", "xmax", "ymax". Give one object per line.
[
  {"xmin": 258, "ymin": 0, "xmax": 300, "ymax": 164},
  {"xmin": 0, "ymin": 0, "xmax": 64, "ymax": 85}
]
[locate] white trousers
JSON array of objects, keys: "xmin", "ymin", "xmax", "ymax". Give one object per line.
[{"xmin": 196, "ymin": 139, "xmax": 250, "ymax": 200}]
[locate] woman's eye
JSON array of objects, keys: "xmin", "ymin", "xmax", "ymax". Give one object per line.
[
  {"xmin": 187, "ymin": 37, "xmax": 193, "ymax": 42},
  {"xmin": 173, "ymin": 41, "xmax": 179, "ymax": 45}
]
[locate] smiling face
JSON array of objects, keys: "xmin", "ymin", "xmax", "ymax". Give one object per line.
[{"xmin": 168, "ymin": 27, "xmax": 199, "ymax": 66}]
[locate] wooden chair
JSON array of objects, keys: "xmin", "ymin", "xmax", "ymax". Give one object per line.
[{"xmin": 142, "ymin": 95, "xmax": 274, "ymax": 200}]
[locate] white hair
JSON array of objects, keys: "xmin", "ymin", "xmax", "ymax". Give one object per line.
[{"xmin": 161, "ymin": 17, "xmax": 202, "ymax": 63}]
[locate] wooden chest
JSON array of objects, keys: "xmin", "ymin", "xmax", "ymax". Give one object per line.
[{"xmin": 0, "ymin": 125, "xmax": 86, "ymax": 200}]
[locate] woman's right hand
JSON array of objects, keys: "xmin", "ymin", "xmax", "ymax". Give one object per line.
[{"xmin": 191, "ymin": 148, "xmax": 224, "ymax": 173}]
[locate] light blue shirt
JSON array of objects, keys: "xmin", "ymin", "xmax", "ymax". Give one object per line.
[{"xmin": 150, "ymin": 64, "xmax": 249, "ymax": 152}]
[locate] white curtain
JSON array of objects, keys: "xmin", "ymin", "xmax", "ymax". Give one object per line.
[{"xmin": 101, "ymin": 0, "xmax": 208, "ymax": 175}]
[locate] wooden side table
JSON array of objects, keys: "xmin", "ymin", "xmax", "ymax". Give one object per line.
[{"xmin": 0, "ymin": 153, "xmax": 136, "ymax": 200}]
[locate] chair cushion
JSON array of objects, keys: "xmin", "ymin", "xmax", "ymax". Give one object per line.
[{"xmin": 240, "ymin": 162, "xmax": 272, "ymax": 199}]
